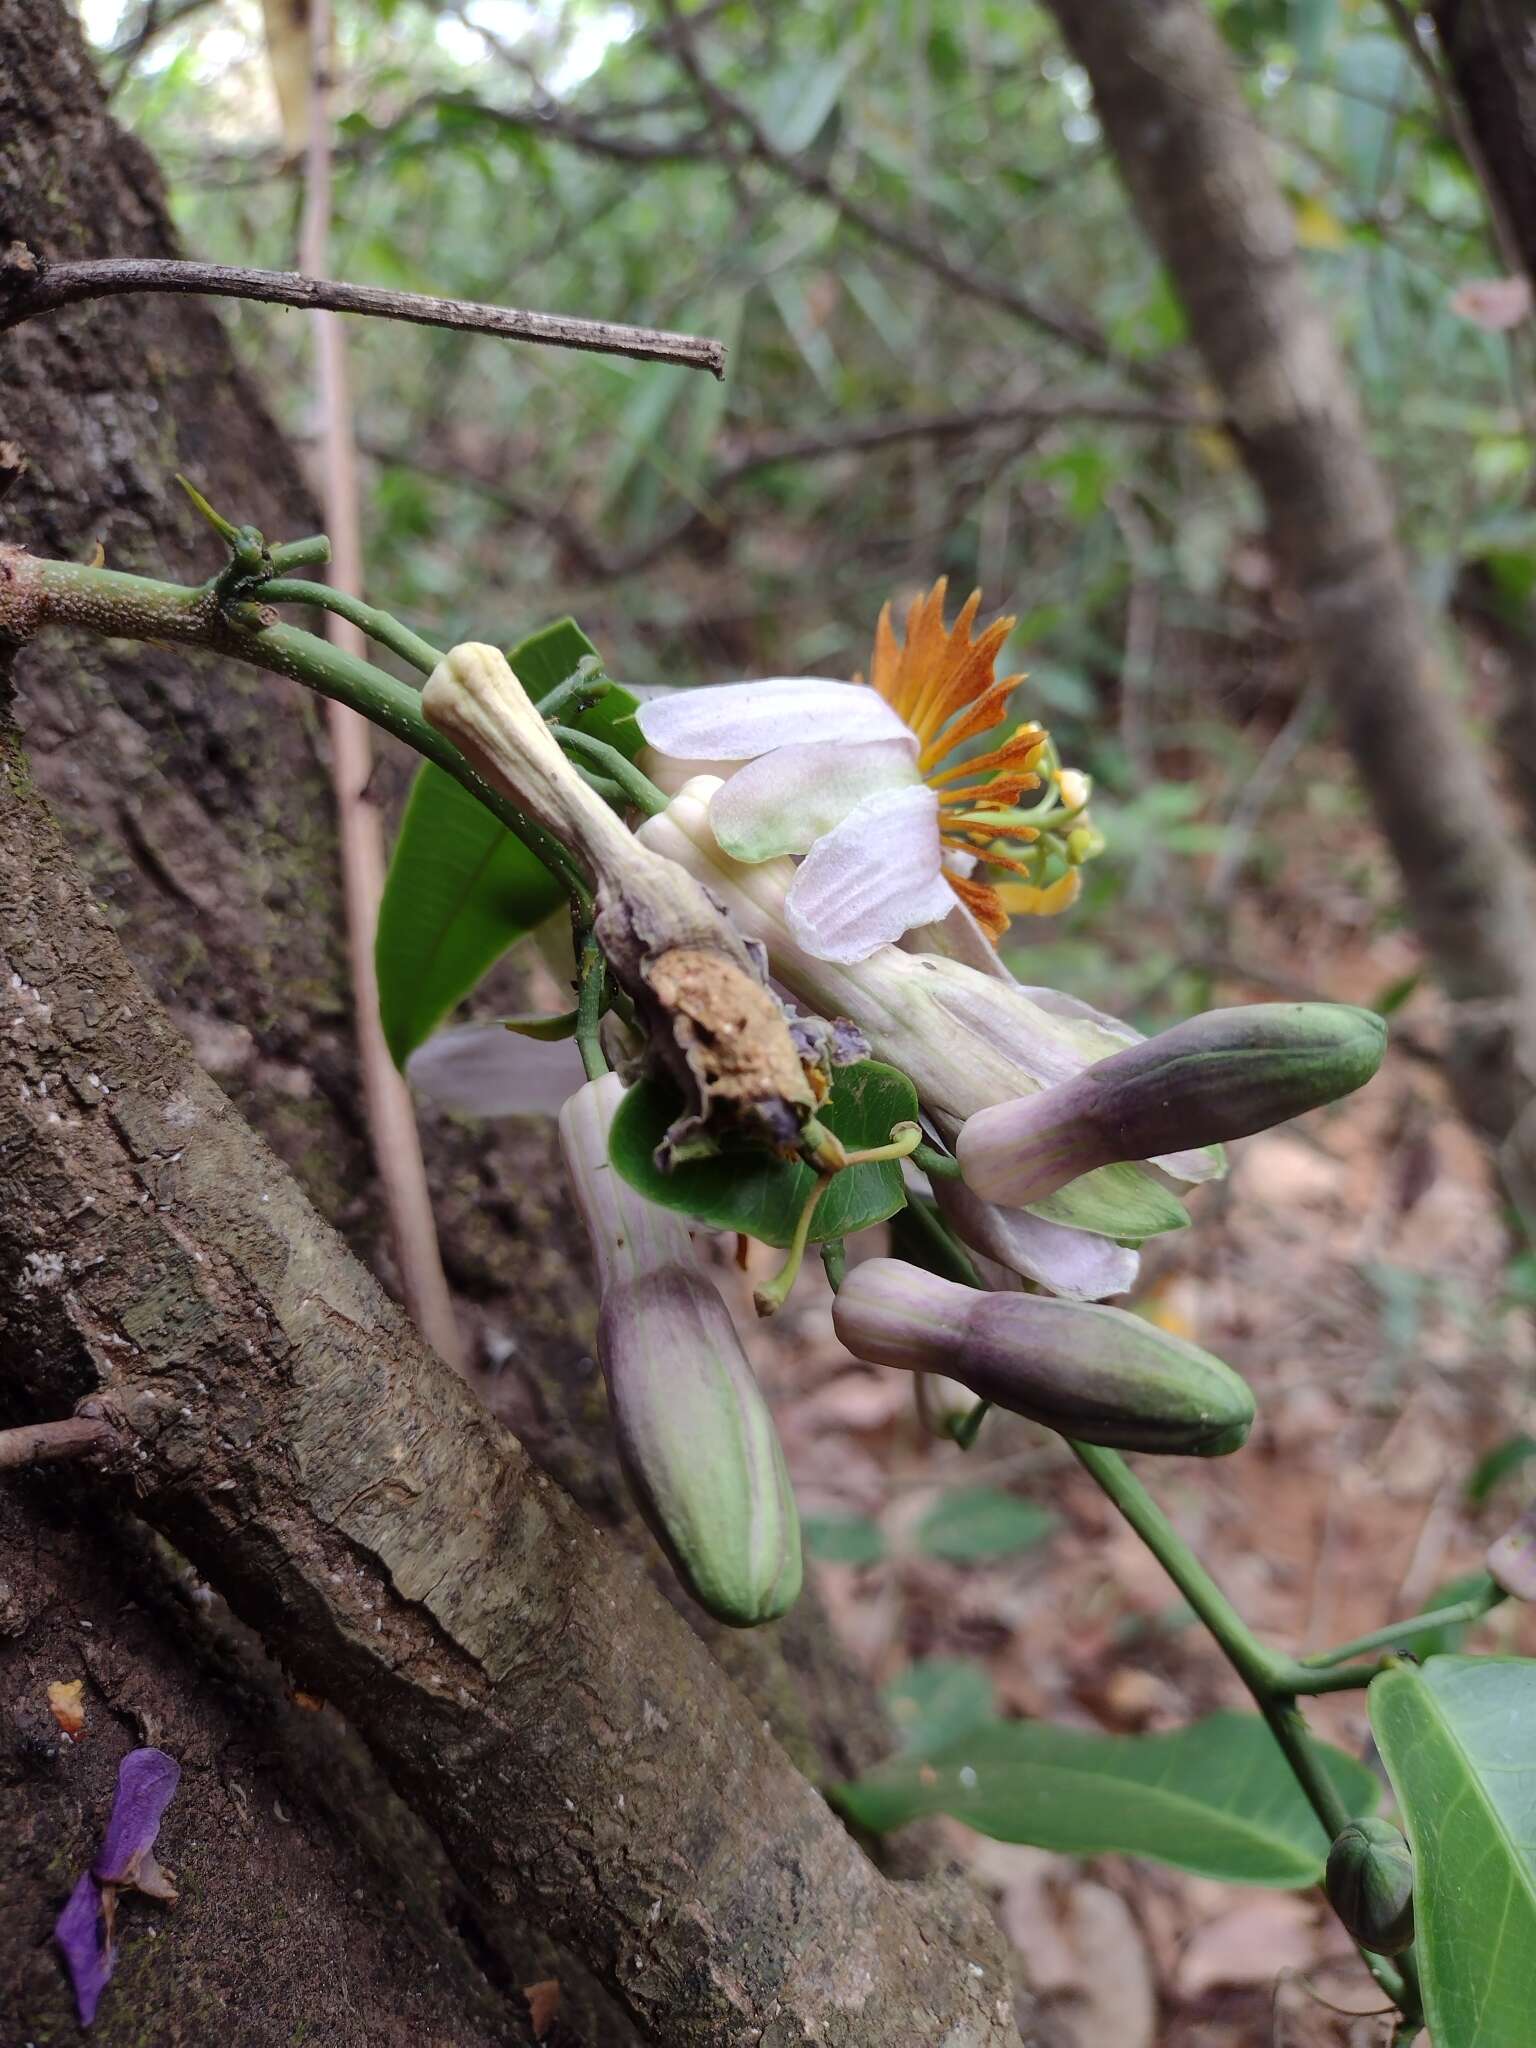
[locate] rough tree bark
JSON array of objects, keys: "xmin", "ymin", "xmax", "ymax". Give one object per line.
[
  {"xmin": 1424, "ymin": 1, "xmax": 1536, "ymax": 858},
  {"xmin": 1429, "ymin": 1, "xmax": 1536, "ymax": 291},
  {"xmin": 0, "ymin": 0, "xmax": 962, "ymax": 2037},
  {"xmin": 0, "ymin": 694, "xmax": 1017, "ymax": 2048},
  {"xmin": 1043, "ymin": 0, "xmax": 1536, "ymax": 1180}
]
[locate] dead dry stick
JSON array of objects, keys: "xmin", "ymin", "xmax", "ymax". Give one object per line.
[
  {"xmin": 288, "ymin": 0, "xmax": 464, "ymax": 1373},
  {"xmin": 0, "ymin": 249, "xmax": 726, "ymax": 377},
  {"xmin": 0, "ymin": 1414, "xmax": 119, "ymax": 1471}
]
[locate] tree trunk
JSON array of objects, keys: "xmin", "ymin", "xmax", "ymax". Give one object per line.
[
  {"xmin": 1429, "ymin": 1, "xmax": 1536, "ymax": 291},
  {"xmin": 1043, "ymin": 0, "xmax": 1536, "ymax": 1178},
  {"xmin": 0, "ymin": 1, "xmax": 965, "ymax": 2038},
  {"xmin": 1427, "ymin": 1, "xmax": 1536, "ymax": 860},
  {"xmin": 0, "ymin": 693, "xmax": 1017, "ymax": 2048}
]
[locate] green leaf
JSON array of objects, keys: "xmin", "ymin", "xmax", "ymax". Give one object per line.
[
  {"xmin": 832, "ymin": 1712, "xmax": 1379, "ymax": 1887},
  {"xmin": 375, "ymin": 619, "xmax": 639, "ymax": 1066},
  {"xmin": 376, "ymin": 767, "xmax": 564, "ymax": 1068},
  {"xmin": 803, "ymin": 1513, "xmax": 885, "ymax": 1565},
  {"xmin": 915, "ymin": 1488, "xmax": 1055, "ymax": 1563},
  {"xmin": 1029, "ymin": 1162, "xmax": 1189, "ymax": 1243},
  {"xmin": 1371, "ymin": 1657, "xmax": 1536, "ymax": 2041},
  {"xmin": 1467, "ymin": 1433, "xmax": 1536, "ymax": 1506},
  {"xmin": 883, "ymin": 1659, "xmax": 995, "ymax": 1759},
  {"xmin": 608, "ymin": 1060, "xmax": 919, "ymax": 1248}
]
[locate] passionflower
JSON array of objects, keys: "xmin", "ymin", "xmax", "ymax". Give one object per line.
[
  {"xmin": 636, "ymin": 779, "xmax": 1219, "ymax": 1214},
  {"xmin": 635, "ymin": 580, "xmax": 1099, "ymax": 962}
]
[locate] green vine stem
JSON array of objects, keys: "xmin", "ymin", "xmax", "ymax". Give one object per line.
[
  {"xmin": 1297, "ymin": 1580, "xmax": 1505, "ymax": 1668},
  {"xmin": 1070, "ymin": 1440, "xmax": 1419, "ymax": 2020},
  {"xmin": 259, "ymin": 576, "xmax": 445, "ymax": 677},
  {"xmin": 0, "ymin": 549, "xmax": 592, "ymax": 911},
  {"xmin": 549, "ymin": 723, "xmax": 669, "ymax": 816},
  {"xmin": 883, "ymin": 1196, "xmax": 1421, "ymax": 2023},
  {"xmin": 574, "ymin": 926, "xmax": 610, "ymax": 1083}
]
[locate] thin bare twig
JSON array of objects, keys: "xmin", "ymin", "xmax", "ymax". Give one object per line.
[
  {"xmin": 0, "ymin": 1414, "xmax": 120, "ymax": 1471},
  {"xmin": 295, "ymin": 0, "xmax": 465, "ymax": 1373},
  {"xmin": 654, "ymin": 0, "xmax": 1156, "ymax": 386},
  {"xmin": 1205, "ymin": 681, "xmax": 1324, "ymax": 906},
  {"xmin": 377, "ymin": 387, "xmax": 1211, "ymax": 582},
  {"xmin": 0, "ymin": 251, "xmax": 727, "ymax": 376}
]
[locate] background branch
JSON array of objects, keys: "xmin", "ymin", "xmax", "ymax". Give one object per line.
[{"xmin": 0, "ymin": 250, "xmax": 727, "ymax": 374}]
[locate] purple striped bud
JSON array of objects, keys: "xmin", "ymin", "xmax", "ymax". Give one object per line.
[
  {"xmin": 957, "ymin": 1003, "xmax": 1386, "ymax": 1208},
  {"xmin": 832, "ymin": 1258, "xmax": 1253, "ymax": 1456},
  {"xmin": 559, "ymin": 1075, "xmax": 801, "ymax": 1625}
]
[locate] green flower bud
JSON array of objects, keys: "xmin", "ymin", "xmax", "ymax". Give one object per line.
[
  {"xmin": 599, "ymin": 1269, "xmax": 802, "ymax": 1626},
  {"xmin": 560, "ymin": 1075, "xmax": 802, "ymax": 1625},
  {"xmin": 1325, "ymin": 1818, "xmax": 1415, "ymax": 1956},
  {"xmin": 957, "ymin": 1002, "xmax": 1387, "ymax": 1208},
  {"xmin": 831, "ymin": 1258, "xmax": 1253, "ymax": 1456}
]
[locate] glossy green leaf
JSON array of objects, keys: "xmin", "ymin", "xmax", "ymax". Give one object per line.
[
  {"xmin": 375, "ymin": 619, "xmax": 639, "ymax": 1066},
  {"xmin": 915, "ymin": 1488, "xmax": 1055, "ymax": 1563},
  {"xmin": 883, "ymin": 1659, "xmax": 995, "ymax": 1759},
  {"xmin": 833, "ymin": 1712, "xmax": 1379, "ymax": 1887},
  {"xmin": 1029, "ymin": 1162, "xmax": 1189, "ymax": 1243},
  {"xmin": 803, "ymin": 1513, "xmax": 885, "ymax": 1566},
  {"xmin": 1371, "ymin": 1656, "xmax": 1536, "ymax": 2043},
  {"xmin": 608, "ymin": 1059, "xmax": 919, "ymax": 1248},
  {"xmin": 1467, "ymin": 1433, "xmax": 1536, "ymax": 1507}
]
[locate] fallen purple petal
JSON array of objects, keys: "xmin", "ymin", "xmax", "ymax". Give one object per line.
[
  {"xmin": 94, "ymin": 1746, "xmax": 181, "ymax": 1891},
  {"xmin": 55, "ymin": 1870, "xmax": 111, "ymax": 2026}
]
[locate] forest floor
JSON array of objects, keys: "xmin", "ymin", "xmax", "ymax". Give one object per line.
[{"xmin": 736, "ymin": 730, "xmax": 1536, "ymax": 2048}]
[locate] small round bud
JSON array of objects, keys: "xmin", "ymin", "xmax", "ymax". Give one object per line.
[
  {"xmin": 1325, "ymin": 1818, "xmax": 1415, "ymax": 1955},
  {"xmin": 1057, "ymin": 768, "xmax": 1091, "ymax": 813}
]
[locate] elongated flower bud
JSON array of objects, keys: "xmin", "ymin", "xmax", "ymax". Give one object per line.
[
  {"xmin": 832, "ymin": 1258, "xmax": 1253, "ymax": 1455},
  {"xmin": 1325, "ymin": 1818, "xmax": 1415, "ymax": 1956},
  {"xmin": 957, "ymin": 1003, "xmax": 1386, "ymax": 1208},
  {"xmin": 559, "ymin": 1075, "xmax": 801, "ymax": 1624}
]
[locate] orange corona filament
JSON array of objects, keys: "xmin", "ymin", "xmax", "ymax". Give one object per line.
[{"xmin": 865, "ymin": 578, "xmax": 1059, "ymax": 939}]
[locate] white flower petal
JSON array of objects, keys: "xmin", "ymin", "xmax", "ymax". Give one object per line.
[
  {"xmin": 933, "ymin": 1173, "xmax": 1140, "ymax": 1301},
  {"xmin": 636, "ymin": 678, "xmax": 911, "ymax": 762},
  {"xmin": 637, "ymin": 746, "xmax": 738, "ymax": 799},
  {"xmin": 783, "ymin": 784, "xmax": 956, "ymax": 963},
  {"xmin": 406, "ymin": 1021, "xmax": 586, "ymax": 1117},
  {"xmin": 710, "ymin": 736, "xmax": 920, "ymax": 862}
]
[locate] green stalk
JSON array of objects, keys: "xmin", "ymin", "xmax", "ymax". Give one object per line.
[
  {"xmin": 575, "ymin": 928, "xmax": 609, "ymax": 1082},
  {"xmin": 12, "ymin": 554, "xmax": 591, "ymax": 910},
  {"xmin": 912, "ymin": 1140, "xmax": 963, "ymax": 1181},
  {"xmin": 1298, "ymin": 1580, "xmax": 1504, "ymax": 1667},
  {"xmin": 1069, "ymin": 1440, "xmax": 1417, "ymax": 2019},
  {"xmin": 549, "ymin": 724, "xmax": 669, "ymax": 817},
  {"xmin": 259, "ymin": 577, "xmax": 444, "ymax": 677}
]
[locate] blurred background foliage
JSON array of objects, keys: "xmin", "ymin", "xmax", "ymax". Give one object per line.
[{"xmin": 85, "ymin": 0, "xmax": 1529, "ymax": 1023}]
